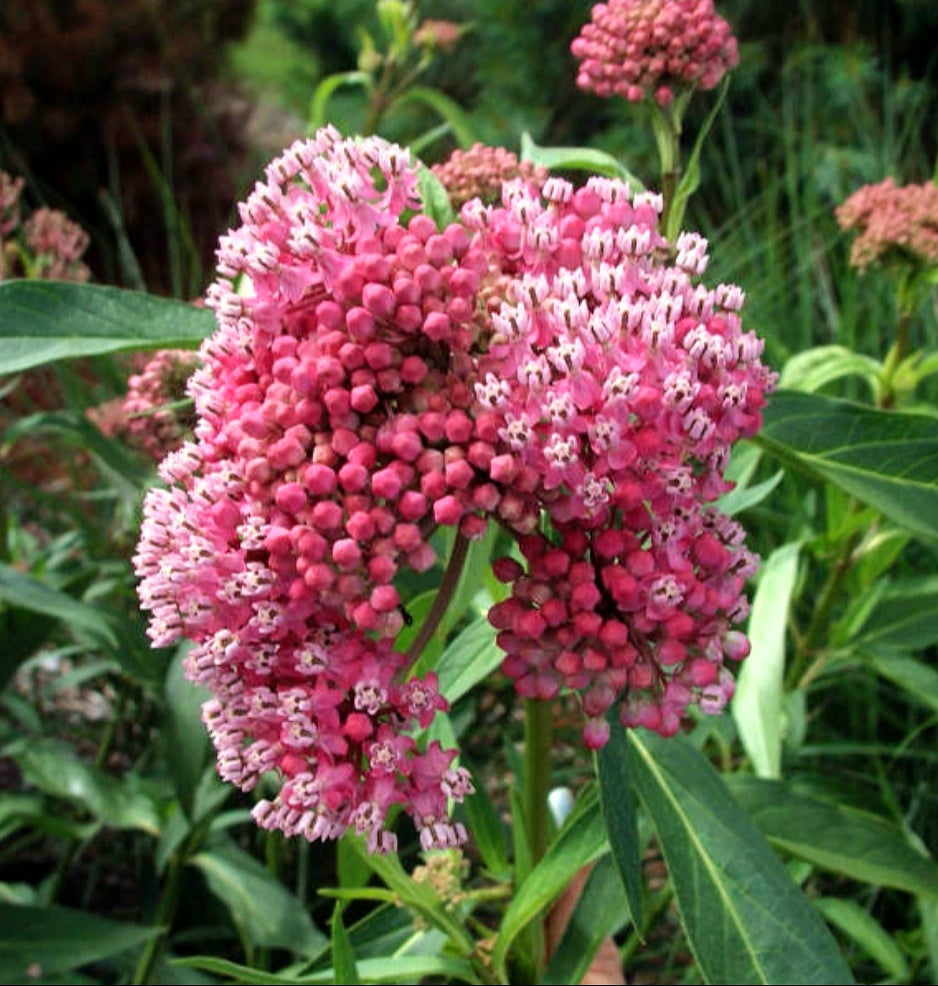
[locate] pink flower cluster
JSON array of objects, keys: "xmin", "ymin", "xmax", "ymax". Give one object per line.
[
  {"xmin": 464, "ymin": 175, "xmax": 772, "ymax": 744},
  {"xmin": 835, "ymin": 177, "xmax": 938, "ymax": 272},
  {"xmin": 431, "ymin": 144, "xmax": 547, "ymax": 208},
  {"xmin": 136, "ymin": 127, "xmax": 772, "ymax": 851},
  {"xmin": 571, "ymin": 0, "xmax": 739, "ymax": 106}
]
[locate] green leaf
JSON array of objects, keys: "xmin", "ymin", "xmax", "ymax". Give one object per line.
[
  {"xmin": 0, "ymin": 563, "xmax": 117, "ymax": 651},
  {"xmin": 191, "ymin": 840, "xmax": 327, "ymax": 957},
  {"xmin": 851, "ymin": 576, "xmax": 938, "ymax": 653},
  {"xmin": 728, "ymin": 776, "xmax": 938, "ymax": 900},
  {"xmin": 756, "ymin": 390, "xmax": 938, "ymax": 541},
  {"xmin": 460, "ymin": 758, "xmax": 510, "ymax": 876},
  {"xmin": 330, "ymin": 902, "xmax": 360, "ymax": 986},
  {"xmin": 718, "ymin": 470, "xmax": 784, "ymax": 516},
  {"xmin": 541, "ymin": 860, "xmax": 629, "ymax": 986},
  {"xmin": 392, "ymin": 86, "xmax": 476, "ymax": 149},
  {"xmin": 520, "ymin": 132, "xmax": 644, "ymax": 188},
  {"xmin": 628, "ymin": 730, "xmax": 853, "ymax": 985},
  {"xmin": 733, "ymin": 542, "xmax": 801, "ymax": 779},
  {"xmin": 431, "ymin": 616, "xmax": 502, "ymax": 706},
  {"xmin": 307, "ymin": 71, "xmax": 371, "ymax": 131},
  {"xmin": 596, "ymin": 717, "xmax": 642, "ymax": 926},
  {"xmin": 416, "ymin": 167, "xmax": 456, "ymax": 230},
  {"xmin": 778, "ymin": 345, "xmax": 881, "ymax": 397},
  {"xmin": 0, "ymin": 902, "xmax": 159, "ymax": 978},
  {"xmin": 174, "ymin": 954, "xmax": 478, "ymax": 985},
  {"xmin": 814, "ymin": 898, "xmax": 910, "ymax": 982},
  {"xmin": 491, "ymin": 787, "xmax": 608, "ymax": 981},
  {"xmin": 862, "ymin": 652, "xmax": 938, "ymax": 715},
  {"xmin": 14, "ymin": 738, "xmax": 160, "ymax": 835},
  {"xmin": 0, "ymin": 282, "xmax": 212, "ymax": 374},
  {"xmin": 163, "ymin": 646, "xmax": 212, "ymax": 818}
]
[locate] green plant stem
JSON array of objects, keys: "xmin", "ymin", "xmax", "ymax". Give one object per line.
[
  {"xmin": 650, "ymin": 102, "xmax": 682, "ymax": 236},
  {"xmin": 786, "ymin": 529, "xmax": 860, "ymax": 690},
  {"xmin": 404, "ymin": 531, "xmax": 469, "ymax": 665},
  {"xmin": 131, "ymin": 847, "xmax": 185, "ymax": 985}
]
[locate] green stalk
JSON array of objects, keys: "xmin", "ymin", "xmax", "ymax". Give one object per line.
[{"xmin": 131, "ymin": 848, "xmax": 185, "ymax": 985}]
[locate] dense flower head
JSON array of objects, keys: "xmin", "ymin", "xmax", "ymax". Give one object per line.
[
  {"xmin": 465, "ymin": 174, "xmax": 772, "ymax": 744},
  {"xmin": 835, "ymin": 177, "xmax": 938, "ymax": 272},
  {"xmin": 431, "ymin": 143, "xmax": 548, "ymax": 208},
  {"xmin": 135, "ymin": 127, "xmax": 481, "ymax": 851},
  {"xmin": 571, "ymin": 0, "xmax": 739, "ymax": 106}
]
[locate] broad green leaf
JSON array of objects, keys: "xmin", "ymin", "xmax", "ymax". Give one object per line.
[
  {"xmin": 851, "ymin": 576, "xmax": 938, "ymax": 652},
  {"xmin": 779, "ymin": 345, "xmax": 881, "ymax": 397},
  {"xmin": 755, "ymin": 390, "xmax": 938, "ymax": 541},
  {"xmin": 163, "ymin": 646, "xmax": 212, "ymax": 818},
  {"xmin": 14, "ymin": 739, "xmax": 160, "ymax": 835},
  {"xmin": 733, "ymin": 542, "xmax": 800, "ymax": 778},
  {"xmin": 0, "ymin": 281, "xmax": 211, "ymax": 374},
  {"xmin": 174, "ymin": 954, "xmax": 478, "ymax": 985},
  {"xmin": 863, "ymin": 653, "xmax": 938, "ymax": 716},
  {"xmin": 728, "ymin": 776, "xmax": 938, "ymax": 900},
  {"xmin": 330, "ymin": 902, "xmax": 359, "ymax": 986},
  {"xmin": 191, "ymin": 840, "xmax": 327, "ymax": 957},
  {"xmin": 491, "ymin": 787, "xmax": 608, "ymax": 981},
  {"xmin": 596, "ymin": 717, "xmax": 642, "ymax": 925},
  {"xmin": 393, "ymin": 87, "xmax": 476, "ymax": 148},
  {"xmin": 520, "ymin": 131, "xmax": 644, "ymax": 188},
  {"xmin": 541, "ymin": 860, "xmax": 629, "ymax": 986},
  {"xmin": 628, "ymin": 730, "xmax": 853, "ymax": 985},
  {"xmin": 0, "ymin": 563, "xmax": 117, "ymax": 650},
  {"xmin": 0, "ymin": 902, "xmax": 159, "ymax": 978},
  {"xmin": 307, "ymin": 71, "xmax": 371, "ymax": 131},
  {"xmin": 814, "ymin": 898, "xmax": 910, "ymax": 982}
]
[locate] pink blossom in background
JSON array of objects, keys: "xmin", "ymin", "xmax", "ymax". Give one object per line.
[
  {"xmin": 835, "ymin": 177, "xmax": 938, "ymax": 272},
  {"xmin": 571, "ymin": 0, "xmax": 739, "ymax": 106},
  {"xmin": 431, "ymin": 143, "xmax": 547, "ymax": 208}
]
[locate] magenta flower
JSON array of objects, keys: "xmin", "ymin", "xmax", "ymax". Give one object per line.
[{"xmin": 571, "ymin": 0, "xmax": 739, "ymax": 106}]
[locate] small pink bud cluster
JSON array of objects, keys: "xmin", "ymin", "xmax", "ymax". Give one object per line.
[
  {"xmin": 835, "ymin": 177, "xmax": 938, "ymax": 272},
  {"xmin": 465, "ymin": 174, "xmax": 772, "ymax": 745},
  {"xmin": 95, "ymin": 349, "xmax": 199, "ymax": 461},
  {"xmin": 136, "ymin": 128, "xmax": 481, "ymax": 851},
  {"xmin": 0, "ymin": 172, "xmax": 24, "ymax": 236},
  {"xmin": 571, "ymin": 0, "xmax": 739, "ymax": 106},
  {"xmin": 22, "ymin": 207, "xmax": 91, "ymax": 282},
  {"xmin": 431, "ymin": 144, "xmax": 548, "ymax": 208}
]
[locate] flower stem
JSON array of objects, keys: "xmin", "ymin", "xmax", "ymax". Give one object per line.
[{"xmin": 404, "ymin": 531, "xmax": 469, "ymax": 665}]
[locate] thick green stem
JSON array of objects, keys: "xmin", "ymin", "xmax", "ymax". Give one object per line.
[
  {"xmin": 131, "ymin": 848, "xmax": 184, "ymax": 985},
  {"xmin": 404, "ymin": 531, "xmax": 469, "ymax": 666}
]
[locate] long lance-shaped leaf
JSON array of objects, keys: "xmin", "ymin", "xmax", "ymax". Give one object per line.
[
  {"xmin": 0, "ymin": 281, "xmax": 213, "ymax": 374},
  {"xmin": 627, "ymin": 730, "xmax": 854, "ymax": 985},
  {"xmin": 755, "ymin": 389, "xmax": 938, "ymax": 541}
]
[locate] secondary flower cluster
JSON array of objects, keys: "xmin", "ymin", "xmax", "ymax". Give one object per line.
[
  {"xmin": 431, "ymin": 143, "xmax": 547, "ymax": 208},
  {"xmin": 136, "ymin": 127, "xmax": 771, "ymax": 851},
  {"xmin": 835, "ymin": 177, "xmax": 938, "ymax": 272},
  {"xmin": 464, "ymin": 175, "xmax": 771, "ymax": 744},
  {"xmin": 571, "ymin": 0, "xmax": 738, "ymax": 106}
]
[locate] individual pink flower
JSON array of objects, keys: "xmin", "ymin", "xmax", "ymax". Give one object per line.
[
  {"xmin": 835, "ymin": 177, "xmax": 938, "ymax": 272},
  {"xmin": 571, "ymin": 0, "xmax": 739, "ymax": 106},
  {"xmin": 465, "ymin": 173, "xmax": 772, "ymax": 745}
]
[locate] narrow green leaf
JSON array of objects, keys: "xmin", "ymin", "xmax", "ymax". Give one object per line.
[
  {"xmin": 628, "ymin": 730, "xmax": 853, "ymax": 985},
  {"xmin": 541, "ymin": 860, "xmax": 628, "ymax": 986},
  {"xmin": 729, "ymin": 776, "xmax": 938, "ymax": 899},
  {"xmin": 492, "ymin": 787, "xmax": 608, "ymax": 980},
  {"xmin": 191, "ymin": 840, "xmax": 327, "ymax": 957},
  {"xmin": 392, "ymin": 87, "xmax": 476, "ymax": 148},
  {"xmin": 779, "ymin": 344, "xmax": 881, "ymax": 397},
  {"xmin": 330, "ymin": 902, "xmax": 360, "ymax": 986},
  {"xmin": 718, "ymin": 470, "xmax": 783, "ymax": 516},
  {"xmin": 919, "ymin": 896, "xmax": 938, "ymax": 984},
  {"xmin": 0, "ymin": 902, "xmax": 159, "ymax": 978},
  {"xmin": 863, "ymin": 652, "xmax": 938, "ymax": 716},
  {"xmin": 520, "ymin": 131, "xmax": 644, "ymax": 188},
  {"xmin": 0, "ymin": 281, "xmax": 211, "ymax": 374},
  {"xmin": 755, "ymin": 390, "xmax": 938, "ymax": 541},
  {"xmin": 307, "ymin": 71, "xmax": 371, "ymax": 131},
  {"xmin": 733, "ymin": 542, "xmax": 800, "ymax": 779},
  {"xmin": 163, "ymin": 646, "xmax": 212, "ymax": 818},
  {"xmin": 0, "ymin": 563, "xmax": 117, "ymax": 650},
  {"xmin": 851, "ymin": 576, "xmax": 938, "ymax": 652},
  {"xmin": 814, "ymin": 898, "xmax": 910, "ymax": 982},
  {"xmin": 596, "ymin": 718, "xmax": 642, "ymax": 925},
  {"xmin": 431, "ymin": 616, "xmax": 502, "ymax": 705},
  {"xmin": 460, "ymin": 758, "xmax": 510, "ymax": 876},
  {"xmin": 14, "ymin": 738, "xmax": 160, "ymax": 835},
  {"xmin": 416, "ymin": 167, "xmax": 456, "ymax": 230},
  {"xmin": 174, "ymin": 954, "xmax": 478, "ymax": 985}
]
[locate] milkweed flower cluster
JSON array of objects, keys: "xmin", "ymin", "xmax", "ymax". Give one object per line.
[
  {"xmin": 835, "ymin": 177, "xmax": 938, "ymax": 272},
  {"xmin": 571, "ymin": 0, "xmax": 739, "ymax": 106},
  {"xmin": 431, "ymin": 143, "xmax": 547, "ymax": 208},
  {"xmin": 136, "ymin": 127, "xmax": 772, "ymax": 851}
]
